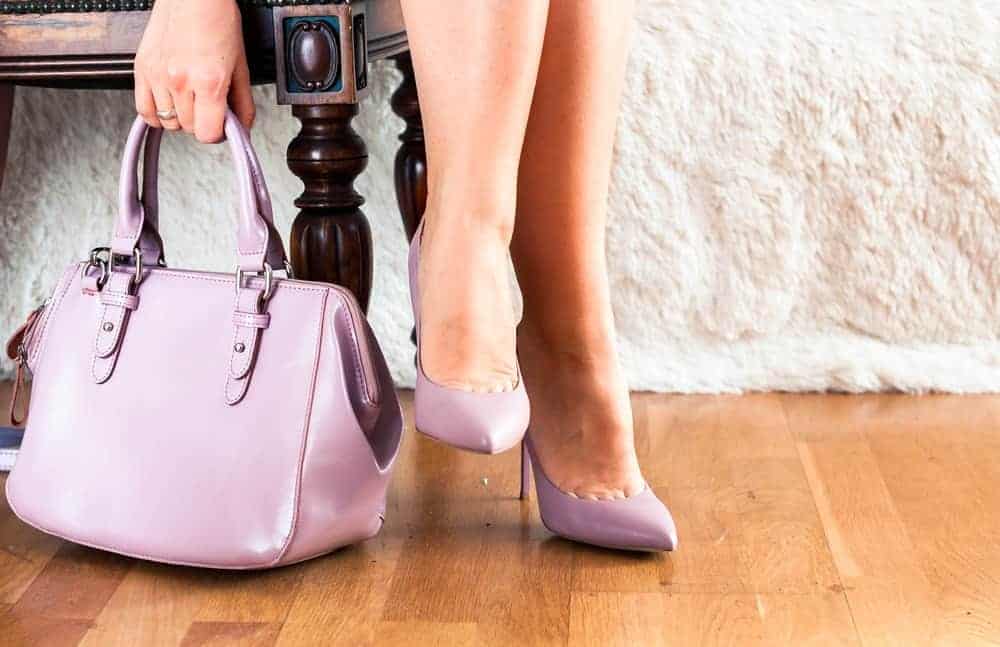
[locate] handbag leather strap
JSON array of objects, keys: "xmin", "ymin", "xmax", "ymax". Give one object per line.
[
  {"xmin": 134, "ymin": 125, "xmax": 285, "ymax": 268},
  {"xmin": 112, "ymin": 111, "xmax": 288, "ymax": 272}
]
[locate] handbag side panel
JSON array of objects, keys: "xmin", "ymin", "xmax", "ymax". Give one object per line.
[{"xmin": 278, "ymin": 293, "xmax": 403, "ymax": 565}]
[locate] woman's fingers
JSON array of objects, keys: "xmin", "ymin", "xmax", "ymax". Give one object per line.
[
  {"xmin": 132, "ymin": 1, "xmax": 251, "ymax": 140},
  {"xmin": 229, "ymin": 62, "xmax": 256, "ymax": 131},
  {"xmin": 189, "ymin": 65, "xmax": 228, "ymax": 143},
  {"xmin": 133, "ymin": 73, "xmax": 161, "ymax": 129},
  {"xmin": 193, "ymin": 92, "xmax": 226, "ymax": 144},
  {"xmin": 151, "ymin": 84, "xmax": 180, "ymax": 131},
  {"xmin": 172, "ymin": 87, "xmax": 196, "ymax": 135}
]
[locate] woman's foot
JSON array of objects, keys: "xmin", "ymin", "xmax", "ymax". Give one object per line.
[
  {"xmin": 417, "ymin": 213, "xmax": 520, "ymax": 393},
  {"xmin": 517, "ymin": 320, "xmax": 646, "ymax": 500}
]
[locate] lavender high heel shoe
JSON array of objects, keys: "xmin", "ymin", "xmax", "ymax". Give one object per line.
[
  {"xmin": 408, "ymin": 221, "xmax": 529, "ymax": 454},
  {"xmin": 520, "ymin": 436, "xmax": 677, "ymax": 552}
]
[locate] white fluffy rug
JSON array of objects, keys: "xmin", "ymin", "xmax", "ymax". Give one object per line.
[{"xmin": 1, "ymin": 0, "xmax": 999, "ymax": 393}]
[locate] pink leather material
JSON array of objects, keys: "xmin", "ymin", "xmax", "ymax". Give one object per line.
[
  {"xmin": 135, "ymin": 124, "xmax": 284, "ymax": 267},
  {"xmin": 92, "ymin": 270, "xmax": 135, "ymax": 384},
  {"xmin": 80, "ymin": 264, "xmax": 101, "ymax": 295},
  {"xmin": 226, "ymin": 285, "xmax": 267, "ymax": 405},
  {"xmin": 280, "ymin": 310, "xmax": 402, "ymax": 563},
  {"xmin": 232, "ymin": 311, "xmax": 270, "ymax": 329},
  {"xmin": 98, "ymin": 289, "xmax": 140, "ymax": 312},
  {"xmin": 408, "ymin": 221, "xmax": 529, "ymax": 454},
  {"xmin": 114, "ymin": 112, "xmax": 286, "ymax": 271},
  {"xmin": 135, "ymin": 126, "xmax": 166, "ymax": 262},
  {"xmin": 6, "ymin": 119, "xmax": 403, "ymax": 569},
  {"xmin": 523, "ymin": 438, "xmax": 677, "ymax": 552}
]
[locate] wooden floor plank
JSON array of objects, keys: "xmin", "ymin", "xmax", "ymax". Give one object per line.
[
  {"xmin": 785, "ymin": 394, "xmax": 974, "ymax": 646},
  {"xmin": 867, "ymin": 419, "xmax": 1000, "ymax": 645},
  {"xmin": 0, "ymin": 475, "xmax": 63, "ymax": 605},
  {"xmin": 639, "ymin": 394, "xmax": 841, "ymax": 596},
  {"xmin": 191, "ymin": 566, "xmax": 304, "ymax": 624},
  {"xmin": 568, "ymin": 591, "xmax": 858, "ymax": 647},
  {"xmin": 180, "ymin": 621, "xmax": 281, "ymax": 647},
  {"xmin": 11, "ymin": 543, "xmax": 133, "ymax": 621},
  {"xmin": 78, "ymin": 562, "xmax": 209, "ymax": 647},
  {"xmin": 0, "ymin": 391, "xmax": 997, "ymax": 645},
  {"xmin": 373, "ymin": 393, "xmax": 573, "ymax": 645},
  {"xmin": 276, "ymin": 537, "xmax": 402, "ymax": 645},
  {"xmin": 0, "ymin": 603, "xmax": 91, "ymax": 647}
]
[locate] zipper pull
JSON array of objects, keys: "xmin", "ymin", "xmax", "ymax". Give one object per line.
[
  {"xmin": 6, "ymin": 302, "xmax": 45, "ymax": 363},
  {"xmin": 6, "ymin": 303, "xmax": 45, "ymax": 427}
]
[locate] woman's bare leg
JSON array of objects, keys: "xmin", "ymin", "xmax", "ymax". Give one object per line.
[
  {"xmin": 400, "ymin": 1, "xmax": 549, "ymax": 392},
  {"xmin": 513, "ymin": 0, "xmax": 643, "ymax": 499}
]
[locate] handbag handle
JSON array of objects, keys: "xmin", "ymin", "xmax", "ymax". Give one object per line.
[
  {"xmin": 134, "ymin": 124, "xmax": 283, "ymax": 266},
  {"xmin": 112, "ymin": 110, "xmax": 287, "ymax": 273}
]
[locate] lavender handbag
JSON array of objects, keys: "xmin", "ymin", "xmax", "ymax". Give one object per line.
[{"xmin": 4, "ymin": 112, "xmax": 403, "ymax": 569}]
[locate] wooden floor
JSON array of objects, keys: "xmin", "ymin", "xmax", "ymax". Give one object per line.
[{"xmin": 1, "ymin": 391, "xmax": 999, "ymax": 646}]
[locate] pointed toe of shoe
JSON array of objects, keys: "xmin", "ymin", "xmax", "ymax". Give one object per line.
[
  {"xmin": 529, "ymin": 449, "xmax": 677, "ymax": 552},
  {"xmin": 623, "ymin": 489, "xmax": 678, "ymax": 552},
  {"xmin": 414, "ymin": 375, "xmax": 529, "ymax": 454},
  {"xmin": 548, "ymin": 487, "xmax": 677, "ymax": 553}
]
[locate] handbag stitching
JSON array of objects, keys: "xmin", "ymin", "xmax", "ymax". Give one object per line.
[
  {"xmin": 224, "ymin": 332, "xmax": 255, "ymax": 404},
  {"xmin": 228, "ymin": 292, "xmax": 262, "ymax": 380},
  {"xmin": 92, "ymin": 345, "xmax": 119, "ymax": 384},
  {"xmin": 225, "ymin": 289, "xmax": 265, "ymax": 401},
  {"xmin": 225, "ymin": 373, "xmax": 249, "ymax": 405},
  {"xmin": 91, "ymin": 285, "xmax": 130, "ymax": 382},
  {"xmin": 143, "ymin": 268, "xmax": 322, "ymax": 294},
  {"xmin": 31, "ymin": 264, "xmax": 330, "ymax": 370},
  {"xmin": 94, "ymin": 301, "xmax": 127, "ymax": 358}
]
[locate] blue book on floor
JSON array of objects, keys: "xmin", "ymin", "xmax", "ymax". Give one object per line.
[{"xmin": 0, "ymin": 427, "xmax": 22, "ymax": 472}]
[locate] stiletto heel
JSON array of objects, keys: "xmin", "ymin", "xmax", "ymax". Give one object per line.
[
  {"xmin": 522, "ymin": 435, "xmax": 677, "ymax": 552},
  {"xmin": 519, "ymin": 442, "xmax": 531, "ymax": 500},
  {"xmin": 408, "ymin": 221, "xmax": 530, "ymax": 454}
]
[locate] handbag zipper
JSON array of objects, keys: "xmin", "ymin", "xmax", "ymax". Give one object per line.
[{"xmin": 5, "ymin": 300, "xmax": 48, "ymax": 425}]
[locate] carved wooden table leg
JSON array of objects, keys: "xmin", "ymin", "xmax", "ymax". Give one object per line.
[
  {"xmin": 391, "ymin": 52, "xmax": 427, "ymax": 241},
  {"xmin": 287, "ymin": 103, "xmax": 372, "ymax": 311},
  {"xmin": 273, "ymin": 3, "xmax": 379, "ymax": 311}
]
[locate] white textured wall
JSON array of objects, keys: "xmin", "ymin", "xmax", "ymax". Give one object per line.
[{"xmin": 2, "ymin": 1, "xmax": 999, "ymax": 392}]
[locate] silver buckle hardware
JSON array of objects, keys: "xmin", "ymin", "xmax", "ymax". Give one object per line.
[
  {"xmin": 108, "ymin": 247, "xmax": 144, "ymax": 291},
  {"xmin": 235, "ymin": 262, "xmax": 274, "ymax": 303},
  {"xmin": 85, "ymin": 247, "xmax": 111, "ymax": 289},
  {"xmin": 234, "ymin": 261, "xmax": 293, "ymax": 303}
]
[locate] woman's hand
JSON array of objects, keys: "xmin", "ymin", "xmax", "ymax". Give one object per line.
[{"xmin": 134, "ymin": 0, "xmax": 255, "ymax": 142}]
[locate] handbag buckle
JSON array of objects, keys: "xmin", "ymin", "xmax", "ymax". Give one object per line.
[
  {"xmin": 235, "ymin": 260, "xmax": 293, "ymax": 303},
  {"xmin": 235, "ymin": 262, "xmax": 274, "ymax": 303},
  {"xmin": 108, "ymin": 247, "xmax": 144, "ymax": 291},
  {"xmin": 85, "ymin": 247, "xmax": 111, "ymax": 289}
]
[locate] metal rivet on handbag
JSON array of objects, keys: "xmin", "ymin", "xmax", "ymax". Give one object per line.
[{"xmin": 3, "ymin": 111, "xmax": 403, "ymax": 569}]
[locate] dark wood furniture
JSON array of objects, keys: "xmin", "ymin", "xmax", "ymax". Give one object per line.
[{"xmin": 0, "ymin": 0, "xmax": 427, "ymax": 314}]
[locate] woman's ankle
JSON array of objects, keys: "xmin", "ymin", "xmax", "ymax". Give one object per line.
[
  {"xmin": 518, "ymin": 315, "xmax": 619, "ymax": 366},
  {"xmin": 423, "ymin": 186, "xmax": 517, "ymax": 244}
]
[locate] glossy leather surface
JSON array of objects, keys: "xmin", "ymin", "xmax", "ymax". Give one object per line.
[
  {"xmin": 5, "ymin": 113, "xmax": 403, "ymax": 569},
  {"xmin": 408, "ymin": 222, "xmax": 529, "ymax": 455},
  {"xmin": 523, "ymin": 438, "xmax": 677, "ymax": 552}
]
